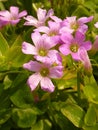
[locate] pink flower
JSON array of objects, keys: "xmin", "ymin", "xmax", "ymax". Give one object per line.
[
  {"xmin": 34, "ymin": 21, "xmax": 61, "ymax": 43},
  {"xmin": 24, "ymin": 8, "xmax": 54, "ymax": 27},
  {"xmin": 22, "ymin": 32, "xmax": 62, "ymax": 64},
  {"xmin": 59, "ymin": 32, "xmax": 92, "ymax": 60},
  {"xmin": 23, "ymin": 60, "xmax": 63, "ymax": 92},
  {"xmin": 0, "ymin": 6, "xmax": 27, "ymax": 25},
  {"xmin": 78, "ymin": 47, "xmax": 92, "ymax": 76},
  {"xmin": 60, "ymin": 16, "xmax": 93, "ymax": 34}
]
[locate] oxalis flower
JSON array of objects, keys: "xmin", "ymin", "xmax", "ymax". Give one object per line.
[
  {"xmin": 59, "ymin": 31, "xmax": 92, "ymax": 60},
  {"xmin": 60, "ymin": 16, "xmax": 93, "ymax": 34},
  {"xmin": 0, "ymin": 6, "xmax": 27, "ymax": 25},
  {"xmin": 24, "ymin": 8, "xmax": 54, "ymax": 27},
  {"xmin": 22, "ymin": 32, "xmax": 62, "ymax": 65},
  {"xmin": 23, "ymin": 60, "xmax": 63, "ymax": 92},
  {"xmin": 34, "ymin": 20, "xmax": 61, "ymax": 43}
]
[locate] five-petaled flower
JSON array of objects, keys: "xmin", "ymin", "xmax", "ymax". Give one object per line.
[
  {"xmin": 23, "ymin": 60, "xmax": 63, "ymax": 92},
  {"xmin": 22, "ymin": 32, "xmax": 62, "ymax": 64},
  {"xmin": 60, "ymin": 16, "xmax": 93, "ymax": 34},
  {"xmin": 24, "ymin": 8, "xmax": 54, "ymax": 27},
  {"xmin": 59, "ymin": 31, "xmax": 92, "ymax": 60},
  {"xmin": 0, "ymin": 6, "xmax": 27, "ymax": 25}
]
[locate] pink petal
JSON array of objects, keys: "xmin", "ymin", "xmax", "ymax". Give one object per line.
[
  {"xmin": 78, "ymin": 47, "xmax": 92, "ymax": 72},
  {"xmin": 78, "ymin": 25, "xmax": 88, "ymax": 34},
  {"xmin": 37, "ymin": 8, "xmax": 46, "ymax": 21},
  {"xmin": 71, "ymin": 52, "xmax": 80, "ymax": 61},
  {"xmin": 24, "ymin": 15, "xmax": 38, "ymax": 26},
  {"xmin": 19, "ymin": 10, "xmax": 27, "ymax": 18},
  {"xmin": 82, "ymin": 41, "xmax": 92, "ymax": 50},
  {"xmin": 27, "ymin": 73, "xmax": 42, "ymax": 91},
  {"xmin": 10, "ymin": 6, "xmax": 19, "ymax": 15},
  {"xmin": 41, "ymin": 77, "xmax": 55, "ymax": 92},
  {"xmin": 22, "ymin": 42, "xmax": 37, "ymax": 55},
  {"xmin": 34, "ymin": 55, "xmax": 50, "ymax": 63},
  {"xmin": 34, "ymin": 26, "xmax": 49, "ymax": 34},
  {"xmin": 46, "ymin": 9, "xmax": 54, "ymax": 18},
  {"xmin": 75, "ymin": 31, "xmax": 85, "ymax": 42},
  {"xmin": 23, "ymin": 60, "xmax": 42, "ymax": 72},
  {"xmin": 60, "ymin": 26, "xmax": 74, "ymax": 34},
  {"xmin": 78, "ymin": 16, "xmax": 93, "ymax": 24},
  {"xmin": 48, "ymin": 50, "xmax": 62, "ymax": 65},
  {"xmin": 60, "ymin": 33, "xmax": 73, "ymax": 44},
  {"xmin": 66, "ymin": 16, "xmax": 76, "ymax": 23},
  {"xmin": 50, "ymin": 15, "xmax": 62, "ymax": 23},
  {"xmin": 59, "ymin": 44, "xmax": 71, "ymax": 55},
  {"xmin": 49, "ymin": 66, "xmax": 63, "ymax": 78},
  {"xmin": 0, "ymin": 10, "xmax": 10, "ymax": 19},
  {"xmin": 31, "ymin": 32, "xmax": 41, "ymax": 46}
]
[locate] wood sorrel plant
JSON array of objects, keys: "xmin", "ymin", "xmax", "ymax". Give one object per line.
[{"xmin": 0, "ymin": 1, "xmax": 98, "ymax": 130}]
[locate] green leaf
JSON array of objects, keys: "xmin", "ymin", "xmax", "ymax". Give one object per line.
[
  {"xmin": 12, "ymin": 108, "xmax": 37, "ymax": 128},
  {"xmin": 0, "ymin": 32, "xmax": 9, "ymax": 56},
  {"xmin": 61, "ymin": 103, "xmax": 85, "ymax": 127},
  {"xmin": 84, "ymin": 104, "xmax": 96, "ymax": 126},
  {"xmin": 72, "ymin": 5, "xmax": 90, "ymax": 17},
  {"xmin": 83, "ymin": 75, "xmax": 98, "ymax": 104},
  {"xmin": 3, "ymin": 75, "xmax": 12, "ymax": 90},
  {"xmin": 31, "ymin": 119, "xmax": 52, "ymax": 130},
  {"xmin": 0, "ymin": 109, "xmax": 11, "ymax": 125},
  {"xmin": 10, "ymin": 85, "xmax": 34, "ymax": 108},
  {"xmin": 83, "ymin": 123, "xmax": 98, "ymax": 130}
]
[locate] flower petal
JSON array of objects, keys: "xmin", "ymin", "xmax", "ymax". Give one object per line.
[
  {"xmin": 23, "ymin": 60, "xmax": 42, "ymax": 72},
  {"xmin": 60, "ymin": 33, "xmax": 73, "ymax": 44},
  {"xmin": 37, "ymin": 8, "xmax": 46, "ymax": 21},
  {"xmin": 82, "ymin": 41, "xmax": 92, "ymax": 50},
  {"xmin": 27, "ymin": 73, "xmax": 41, "ymax": 91},
  {"xmin": 19, "ymin": 10, "xmax": 27, "ymax": 18},
  {"xmin": 24, "ymin": 15, "xmax": 38, "ymax": 26},
  {"xmin": 59, "ymin": 44, "xmax": 71, "ymax": 55},
  {"xmin": 41, "ymin": 77, "xmax": 55, "ymax": 92},
  {"xmin": 49, "ymin": 66, "xmax": 63, "ymax": 78},
  {"xmin": 10, "ymin": 6, "xmax": 19, "ymax": 16},
  {"xmin": 34, "ymin": 26, "xmax": 49, "ymax": 34},
  {"xmin": 22, "ymin": 42, "xmax": 37, "ymax": 55},
  {"xmin": 31, "ymin": 32, "xmax": 41, "ymax": 46},
  {"xmin": 78, "ymin": 16, "xmax": 93, "ymax": 24}
]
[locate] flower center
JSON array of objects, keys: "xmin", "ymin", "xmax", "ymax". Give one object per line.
[
  {"xmin": 38, "ymin": 48, "xmax": 47, "ymax": 56},
  {"xmin": 70, "ymin": 44, "xmax": 79, "ymax": 53},
  {"xmin": 71, "ymin": 22, "xmax": 79, "ymax": 30},
  {"xmin": 49, "ymin": 30, "xmax": 57, "ymax": 36},
  {"xmin": 40, "ymin": 68, "xmax": 49, "ymax": 77}
]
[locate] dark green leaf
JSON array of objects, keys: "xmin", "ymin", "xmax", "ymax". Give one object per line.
[
  {"xmin": 84, "ymin": 103, "xmax": 96, "ymax": 126},
  {"xmin": 12, "ymin": 108, "xmax": 37, "ymax": 128}
]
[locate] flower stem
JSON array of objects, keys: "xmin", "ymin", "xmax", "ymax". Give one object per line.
[{"xmin": 77, "ymin": 70, "xmax": 81, "ymax": 102}]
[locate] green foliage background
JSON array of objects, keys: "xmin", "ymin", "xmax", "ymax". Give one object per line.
[{"xmin": 0, "ymin": 0, "xmax": 98, "ymax": 130}]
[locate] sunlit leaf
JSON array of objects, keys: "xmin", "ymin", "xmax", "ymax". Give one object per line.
[{"xmin": 61, "ymin": 103, "xmax": 85, "ymax": 127}]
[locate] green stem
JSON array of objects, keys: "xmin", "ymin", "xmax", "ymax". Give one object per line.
[{"xmin": 77, "ymin": 70, "xmax": 81, "ymax": 102}]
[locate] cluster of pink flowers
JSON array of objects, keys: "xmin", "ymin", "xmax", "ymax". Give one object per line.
[
  {"xmin": 0, "ymin": 6, "xmax": 94, "ymax": 92},
  {"xmin": 22, "ymin": 8, "xmax": 94, "ymax": 92}
]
